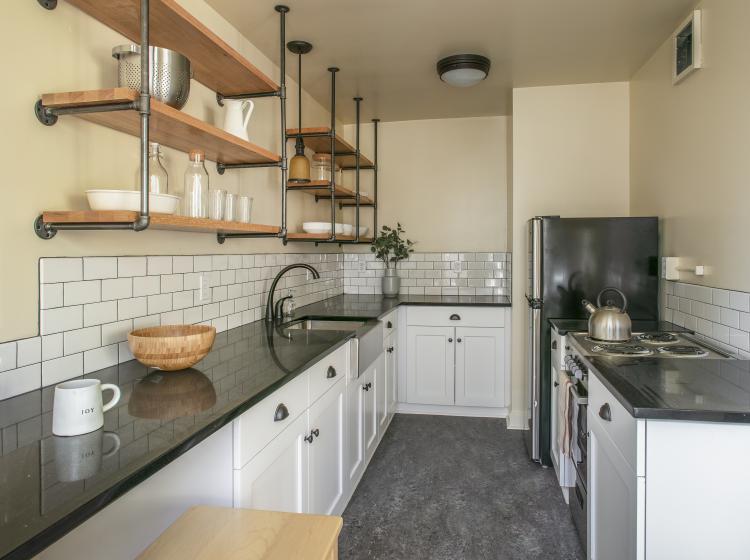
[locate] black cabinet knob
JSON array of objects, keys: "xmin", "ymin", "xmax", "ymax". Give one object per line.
[
  {"xmin": 450, "ymin": 314, "xmax": 461, "ymax": 321},
  {"xmin": 448, "ymin": 338, "xmax": 453, "ymax": 343},
  {"xmin": 552, "ymin": 340, "xmax": 558, "ymax": 350},
  {"xmin": 387, "ymin": 321, "xmax": 393, "ymax": 329},
  {"xmin": 457, "ymin": 338, "xmax": 462, "ymax": 343},
  {"xmin": 387, "ymin": 346, "xmax": 394, "ymax": 353},
  {"xmin": 274, "ymin": 403, "xmax": 289, "ymax": 422},
  {"xmin": 599, "ymin": 403, "xmax": 612, "ymax": 422},
  {"xmin": 326, "ymin": 366, "xmax": 337, "ymax": 379},
  {"xmin": 554, "ymin": 381, "xmax": 559, "ymax": 387}
]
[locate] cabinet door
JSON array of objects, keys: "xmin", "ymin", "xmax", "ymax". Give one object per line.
[
  {"xmin": 308, "ymin": 378, "xmax": 346, "ymax": 516},
  {"xmin": 550, "ymin": 361, "xmax": 561, "ymax": 472},
  {"xmin": 345, "ymin": 370, "xmax": 365, "ymax": 487},
  {"xmin": 234, "ymin": 412, "xmax": 308, "ymax": 513},
  {"xmin": 363, "ymin": 364, "xmax": 378, "ymax": 463},
  {"xmin": 454, "ymin": 327, "xmax": 505, "ymax": 407},
  {"xmin": 406, "ymin": 326, "xmax": 455, "ymax": 405},
  {"xmin": 375, "ymin": 353, "xmax": 388, "ymax": 435},
  {"xmin": 385, "ymin": 334, "xmax": 397, "ymax": 423},
  {"xmin": 589, "ymin": 420, "xmax": 638, "ymax": 560}
]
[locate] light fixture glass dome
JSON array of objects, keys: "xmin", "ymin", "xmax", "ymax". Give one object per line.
[{"xmin": 437, "ymin": 54, "xmax": 491, "ymax": 87}]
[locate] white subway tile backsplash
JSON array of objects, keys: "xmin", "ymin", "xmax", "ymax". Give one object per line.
[
  {"xmin": 84, "ymin": 301, "xmax": 117, "ymax": 327},
  {"xmin": 42, "ymin": 306, "xmax": 83, "ymax": 335},
  {"xmin": 730, "ymin": 291, "xmax": 750, "ymax": 312},
  {"xmin": 63, "ymin": 280, "xmax": 101, "ymax": 306},
  {"xmin": 147, "ymin": 293, "xmax": 172, "ymax": 315},
  {"xmin": 83, "ymin": 257, "xmax": 118, "ymax": 280},
  {"xmin": 117, "ymin": 257, "xmax": 147, "ymax": 278},
  {"xmin": 160, "ymin": 274, "xmax": 184, "ymax": 293},
  {"xmin": 194, "ymin": 255, "xmax": 212, "ymax": 272},
  {"xmin": 41, "ymin": 284, "xmax": 64, "ymax": 310},
  {"xmin": 713, "ymin": 288, "xmax": 731, "ymax": 307},
  {"xmin": 720, "ymin": 307, "xmax": 740, "ymax": 329},
  {"xmin": 101, "ymin": 320, "xmax": 133, "ymax": 345},
  {"xmin": 42, "ymin": 334, "xmax": 63, "ymax": 361},
  {"xmin": 117, "ymin": 297, "xmax": 148, "ymax": 320},
  {"xmin": 42, "ymin": 353, "xmax": 83, "ymax": 386},
  {"xmin": 41, "ymin": 258, "xmax": 82, "ymax": 284},
  {"xmin": 212, "ymin": 255, "xmax": 228, "ymax": 271},
  {"xmin": 147, "ymin": 256, "xmax": 172, "ymax": 276},
  {"xmin": 63, "ymin": 326, "xmax": 101, "ymax": 355},
  {"xmin": 161, "ymin": 310, "xmax": 183, "ymax": 325},
  {"xmin": 133, "ymin": 275, "xmax": 160, "ymax": 297},
  {"xmin": 172, "ymin": 256, "xmax": 193, "ymax": 273},
  {"xmin": 0, "ymin": 364, "xmax": 41, "ymax": 400},
  {"xmin": 172, "ymin": 290, "xmax": 194, "ymax": 310},
  {"xmin": 0, "ymin": 343, "xmax": 17, "ymax": 373},
  {"xmin": 133, "ymin": 314, "xmax": 160, "ymax": 330},
  {"xmin": 83, "ymin": 344, "xmax": 118, "ymax": 374},
  {"xmin": 16, "ymin": 337, "xmax": 41, "ymax": 367},
  {"xmin": 101, "ymin": 278, "xmax": 132, "ymax": 301}
]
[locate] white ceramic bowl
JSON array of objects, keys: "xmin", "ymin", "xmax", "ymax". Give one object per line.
[
  {"xmin": 86, "ymin": 189, "xmax": 180, "ymax": 214},
  {"xmin": 302, "ymin": 222, "xmax": 331, "ymax": 234},
  {"xmin": 342, "ymin": 224, "xmax": 354, "ymax": 235},
  {"xmin": 358, "ymin": 226, "xmax": 369, "ymax": 237}
]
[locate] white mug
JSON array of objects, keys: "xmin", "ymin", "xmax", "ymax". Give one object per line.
[
  {"xmin": 54, "ymin": 430, "xmax": 121, "ymax": 482},
  {"xmin": 52, "ymin": 379, "xmax": 121, "ymax": 436}
]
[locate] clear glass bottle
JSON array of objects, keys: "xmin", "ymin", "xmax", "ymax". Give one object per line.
[
  {"xmin": 311, "ymin": 153, "xmax": 332, "ymax": 182},
  {"xmin": 183, "ymin": 150, "xmax": 209, "ymax": 218},
  {"xmin": 136, "ymin": 142, "xmax": 169, "ymax": 194}
]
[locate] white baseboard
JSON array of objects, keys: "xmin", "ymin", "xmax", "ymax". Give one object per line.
[
  {"xmin": 395, "ymin": 403, "xmax": 509, "ymax": 418},
  {"xmin": 506, "ymin": 409, "xmax": 527, "ymax": 430}
]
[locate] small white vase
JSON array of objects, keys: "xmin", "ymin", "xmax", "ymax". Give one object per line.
[{"xmin": 382, "ymin": 268, "xmax": 400, "ymax": 297}]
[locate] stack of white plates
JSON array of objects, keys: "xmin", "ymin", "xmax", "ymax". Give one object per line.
[
  {"xmin": 301, "ymin": 222, "xmax": 368, "ymax": 236},
  {"xmin": 86, "ymin": 189, "xmax": 180, "ymax": 215}
]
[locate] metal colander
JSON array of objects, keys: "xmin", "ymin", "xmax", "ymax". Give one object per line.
[{"xmin": 112, "ymin": 44, "xmax": 192, "ymax": 109}]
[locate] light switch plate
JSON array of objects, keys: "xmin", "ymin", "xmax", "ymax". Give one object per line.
[
  {"xmin": 198, "ymin": 273, "xmax": 211, "ymax": 302},
  {"xmin": 662, "ymin": 257, "xmax": 681, "ymax": 280}
]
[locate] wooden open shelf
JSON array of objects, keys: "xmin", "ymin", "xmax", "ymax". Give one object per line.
[
  {"xmin": 286, "ymin": 128, "xmax": 374, "ymax": 168},
  {"xmin": 66, "ymin": 0, "xmax": 278, "ymax": 96},
  {"xmin": 287, "ymin": 181, "xmax": 374, "ymax": 204},
  {"xmin": 42, "ymin": 89, "xmax": 281, "ymax": 165},
  {"xmin": 41, "ymin": 211, "xmax": 280, "ymax": 235},
  {"xmin": 287, "ymin": 232, "xmax": 373, "ymax": 242}
]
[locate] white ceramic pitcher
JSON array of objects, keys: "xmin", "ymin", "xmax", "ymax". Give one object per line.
[{"xmin": 222, "ymin": 99, "xmax": 254, "ymax": 142}]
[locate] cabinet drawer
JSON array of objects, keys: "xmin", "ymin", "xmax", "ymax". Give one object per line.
[
  {"xmin": 381, "ymin": 310, "xmax": 398, "ymax": 338},
  {"xmin": 308, "ymin": 344, "xmax": 349, "ymax": 405},
  {"xmin": 233, "ymin": 371, "xmax": 309, "ymax": 469},
  {"xmin": 407, "ymin": 306, "xmax": 504, "ymax": 328},
  {"xmin": 588, "ymin": 373, "xmax": 637, "ymax": 472}
]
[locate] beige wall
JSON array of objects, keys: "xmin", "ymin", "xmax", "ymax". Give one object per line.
[
  {"xmin": 341, "ymin": 117, "xmax": 510, "ymax": 253},
  {"xmin": 631, "ymin": 0, "xmax": 750, "ymax": 292},
  {"xmin": 2, "ymin": 0, "xmax": 339, "ymax": 341},
  {"xmin": 508, "ymin": 82, "xmax": 631, "ymax": 427}
]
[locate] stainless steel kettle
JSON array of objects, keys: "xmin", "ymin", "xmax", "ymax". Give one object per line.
[{"xmin": 582, "ymin": 287, "xmax": 632, "ymax": 342}]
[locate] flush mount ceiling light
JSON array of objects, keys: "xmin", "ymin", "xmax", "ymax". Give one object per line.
[{"xmin": 437, "ymin": 54, "xmax": 491, "ymax": 87}]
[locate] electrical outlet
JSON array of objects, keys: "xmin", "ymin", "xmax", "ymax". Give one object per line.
[
  {"xmin": 358, "ymin": 260, "xmax": 366, "ymax": 272},
  {"xmin": 198, "ymin": 272, "xmax": 211, "ymax": 302}
]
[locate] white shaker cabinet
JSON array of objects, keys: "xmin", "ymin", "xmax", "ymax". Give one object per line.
[
  {"xmin": 454, "ymin": 326, "xmax": 505, "ymax": 407},
  {"xmin": 403, "ymin": 307, "xmax": 510, "ymax": 415},
  {"xmin": 307, "ymin": 375, "xmax": 346, "ymax": 515},
  {"xmin": 384, "ymin": 332, "xmax": 397, "ymax": 425},
  {"xmin": 233, "ymin": 412, "xmax": 309, "ymax": 513},
  {"xmin": 406, "ymin": 326, "xmax": 455, "ymax": 405},
  {"xmin": 363, "ymin": 359, "xmax": 379, "ymax": 463}
]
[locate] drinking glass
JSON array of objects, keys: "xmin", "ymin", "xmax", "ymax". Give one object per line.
[
  {"xmin": 209, "ymin": 189, "xmax": 225, "ymax": 221},
  {"xmin": 223, "ymin": 192, "xmax": 236, "ymax": 222},
  {"xmin": 238, "ymin": 196, "xmax": 253, "ymax": 223}
]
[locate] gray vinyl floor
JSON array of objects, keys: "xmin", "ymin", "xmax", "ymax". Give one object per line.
[{"xmin": 339, "ymin": 414, "xmax": 584, "ymax": 560}]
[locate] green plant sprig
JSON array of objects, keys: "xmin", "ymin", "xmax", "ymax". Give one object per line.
[{"xmin": 370, "ymin": 223, "xmax": 415, "ymax": 269}]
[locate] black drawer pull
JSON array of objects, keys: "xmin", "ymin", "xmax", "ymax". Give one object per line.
[
  {"xmin": 386, "ymin": 321, "xmax": 393, "ymax": 329},
  {"xmin": 599, "ymin": 403, "xmax": 612, "ymax": 422},
  {"xmin": 450, "ymin": 314, "xmax": 461, "ymax": 321},
  {"xmin": 554, "ymin": 381, "xmax": 559, "ymax": 387},
  {"xmin": 274, "ymin": 403, "xmax": 289, "ymax": 422},
  {"xmin": 326, "ymin": 366, "xmax": 337, "ymax": 379},
  {"xmin": 311, "ymin": 428, "xmax": 320, "ymax": 438},
  {"xmin": 363, "ymin": 382, "xmax": 372, "ymax": 391},
  {"xmin": 552, "ymin": 340, "xmax": 558, "ymax": 350},
  {"xmin": 304, "ymin": 433, "xmax": 314, "ymax": 444}
]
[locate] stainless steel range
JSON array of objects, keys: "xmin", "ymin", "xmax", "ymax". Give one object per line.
[{"xmin": 562, "ymin": 330, "xmax": 731, "ymax": 553}]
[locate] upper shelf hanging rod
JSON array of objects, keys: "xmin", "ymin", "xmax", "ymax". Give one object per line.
[{"xmin": 34, "ymin": 0, "xmax": 152, "ymax": 240}]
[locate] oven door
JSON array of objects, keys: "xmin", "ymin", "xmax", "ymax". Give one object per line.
[{"xmin": 569, "ymin": 380, "xmax": 588, "ymax": 490}]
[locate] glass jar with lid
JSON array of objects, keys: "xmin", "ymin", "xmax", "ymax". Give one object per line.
[
  {"xmin": 311, "ymin": 153, "xmax": 331, "ymax": 182},
  {"xmin": 136, "ymin": 142, "xmax": 168, "ymax": 194},
  {"xmin": 183, "ymin": 149, "xmax": 209, "ymax": 218}
]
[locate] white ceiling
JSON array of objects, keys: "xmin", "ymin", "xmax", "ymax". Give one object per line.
[{"xmin": 206, "ymin": 0, "xmax": 697, "ymax": 123}]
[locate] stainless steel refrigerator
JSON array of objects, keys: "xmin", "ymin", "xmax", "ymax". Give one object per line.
[{"xmin": 524, "ymin": 216, "xmax": 659, "ymax": 464}]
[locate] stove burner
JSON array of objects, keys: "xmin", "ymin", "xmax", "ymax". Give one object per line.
[
  {"xmin": 656, "ymin": 345, "xmax": 708, "ymax": 357},
  {"xmin": 637, "ymin": 332, "xmax": 679, "ymax": 344},
  {"xmin": 591, "ymin": 343, "xmax": 653, "ymax": 356}
]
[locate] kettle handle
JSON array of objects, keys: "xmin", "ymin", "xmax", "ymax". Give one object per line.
[
  {"xmin": 597, "ymin": 287, "xmax": 628, "ymax": 312},
  {"xmin": 242, "ymin": 100, "xmax": 255, "ymax": 128}
]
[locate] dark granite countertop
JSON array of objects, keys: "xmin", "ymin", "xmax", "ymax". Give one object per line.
[
  {"xmin": 549, "ymin": 318, "xmax": 691, "ymax": 336},
  {"xmin": 585, "ymin": 356, "xmax": 750, "ymax": 423},
  {"xmin": 0, "ymin": 293, "xmax": 510, "ymax": 559}
]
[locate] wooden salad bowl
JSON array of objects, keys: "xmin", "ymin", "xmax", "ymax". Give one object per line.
[{"xmin": 127, "ymin": 325, "xmax": 216, "ymax": 371}]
